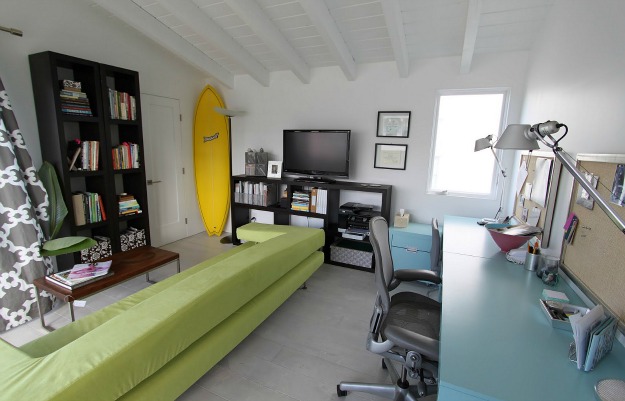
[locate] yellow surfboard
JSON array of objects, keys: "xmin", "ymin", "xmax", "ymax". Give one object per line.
[{"xmin": 193, "ymin": 85, "xmax": 230, "ymax": 236}]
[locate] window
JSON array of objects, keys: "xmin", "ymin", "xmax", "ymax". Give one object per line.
[{"xmin": 428, "ymin": 89, "xmax": 509, "ymax": 198}]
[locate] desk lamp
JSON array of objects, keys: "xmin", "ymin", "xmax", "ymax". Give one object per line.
[
  {"xmin": 494, "ymin": 121, "xmax": 625, "ymax": 234},
  {"xmin": 474, "ymin": 135, "xmax": 507, "ymax": 224}
]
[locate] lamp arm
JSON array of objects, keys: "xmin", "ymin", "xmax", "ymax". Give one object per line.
[
  {"xmin": 552, "ymin": 148, "xmax": 625, "ymax": 234},
  {"xmin": 490, "ymin": 146, "xmax": 507, "ymax": 177}
]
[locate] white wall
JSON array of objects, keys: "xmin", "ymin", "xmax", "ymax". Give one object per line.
[
  {"xmin": 220, "ymin": 53, "xmax": 530, "ymax": 224},
  {"xmin": 0, "ymin": 0, "xmax": 209, "ymax": 237},
  {"xmin": 521, "ymin": 0, "xmax": 625, "ymax": 254}
]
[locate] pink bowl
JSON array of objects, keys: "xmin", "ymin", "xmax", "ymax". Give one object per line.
[{"xmin": 485, "ymin": 224, "xmax": 533, "ymax": 252}]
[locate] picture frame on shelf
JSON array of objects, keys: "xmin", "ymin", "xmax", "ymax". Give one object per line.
[
  {"xmin": 376, "ymin": 111, "xmax": 411, "ymax": 138},
  {"xmin": 374, "ymin": 144, "xmax": 408, "ymax": 170},
  {"xmin": 267, "ymin": 161, "xmax": 283, "ymax": 178}
]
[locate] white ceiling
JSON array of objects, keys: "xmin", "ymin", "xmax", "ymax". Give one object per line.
[{"xmin": 91, "ymin": 0, "xmax": 554, "ymax": 88}]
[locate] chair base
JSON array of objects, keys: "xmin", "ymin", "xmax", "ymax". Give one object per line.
[{"xmin": 337, "ymin": 357, "xmax": 437, "ymax": 400}]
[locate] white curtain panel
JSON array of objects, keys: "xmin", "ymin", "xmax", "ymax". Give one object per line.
[{"xmin": 0, "ymin": 77, "xmax": 53, "ymax": 331}]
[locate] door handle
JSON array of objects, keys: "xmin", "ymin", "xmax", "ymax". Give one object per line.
[{"xmin": 147, "ymin": 179, "xmax": 162, "ymax": 185}]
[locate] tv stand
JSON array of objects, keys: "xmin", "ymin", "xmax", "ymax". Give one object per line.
[{"xmin": 230, "ymin": 175, "xmax": 392, "ymax": 271}]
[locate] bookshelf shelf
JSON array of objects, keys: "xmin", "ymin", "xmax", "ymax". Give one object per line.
[
  {"xmin": 230, "ymin": 174, "xmax": 392, "ymax": 271},
  {"xmin": 30, "ymin": 51, "xmax": 151, "ymax": 266}
]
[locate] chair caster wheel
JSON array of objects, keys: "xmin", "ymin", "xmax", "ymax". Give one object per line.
[
  {"xmin": 382, "ymin": 359, "xmax": 387, "ymax": 369},
  {"xmin": 337, "ymin": 384, "xmax": 348, "ymax": 397}
]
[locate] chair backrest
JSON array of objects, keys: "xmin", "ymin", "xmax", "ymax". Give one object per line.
[
  {"xmin": 430, "ymin": 218, "xmax": 441, "ymax": 274},
  {"xmin": 369, "ymin": 216, "xmax": 393, "ymax": 315}
]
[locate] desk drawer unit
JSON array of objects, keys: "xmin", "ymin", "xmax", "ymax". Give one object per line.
[{"xmin": 389, "ymin": 223, "xmax": 432, "ymax": 270}]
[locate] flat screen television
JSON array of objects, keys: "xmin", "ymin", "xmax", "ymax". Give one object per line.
[{"xmin": 283, "ymin": 129, "xmax": 351, "ymax": 182}]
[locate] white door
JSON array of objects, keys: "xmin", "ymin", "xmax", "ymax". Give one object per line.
[{"xmin": 141, "ymin": 94, "xmax": 187, "ymax": 246}]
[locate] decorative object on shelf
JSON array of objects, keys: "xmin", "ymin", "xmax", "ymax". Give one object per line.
[
  {"xmin": 374, "ymin": 143, "xmax": 407, "ymax": 170},
  {"xmin": 376, "ymin": 111, "xmax": 411, "ymax": 137},
  {"xmin": 267, "ymin": 160, "xmax": 283, "ymax": 178},
  {"xmin": 80, "ymin": 236, "xmax": 112, "ymax": 263},
  {"xmin": 120, "ymin": 227, "xmax": 146, "ymax": 251},
  {"xmin": 244, "ymin": 148, "xmax": 269, "ymax": 176}
]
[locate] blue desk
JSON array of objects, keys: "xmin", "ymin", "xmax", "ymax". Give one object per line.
[{"xmin": 439, "ymin": 216, "xmax": 625, "ymax": 401}]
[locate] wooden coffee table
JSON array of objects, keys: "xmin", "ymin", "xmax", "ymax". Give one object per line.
[{"xmin": 34, "ymin": 246, "xmax": 180, "ymax": 330}]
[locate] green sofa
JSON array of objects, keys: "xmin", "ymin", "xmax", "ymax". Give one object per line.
[{"xmin": 0, "ymin": 223, "xmax": 324, "ymax": 401}]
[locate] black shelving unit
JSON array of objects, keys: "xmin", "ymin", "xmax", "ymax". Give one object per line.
[
  {"xmin": 230, "ymin": 175, "xmax": 392, "ymax": 271},
  {"xmin": 30, "ymin": 51, "xmax": 150, "ymax": 267}
]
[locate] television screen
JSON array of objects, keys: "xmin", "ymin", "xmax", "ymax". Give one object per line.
[{"xmin": 283, "ymin": 130, "xmax": 350, "ymax": 179}]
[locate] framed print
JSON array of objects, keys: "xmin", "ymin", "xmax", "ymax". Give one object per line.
[
  {"xmin": 377, "ymin": 111, "xmax": 411, "ymax": 137},
  {"xmin": 374, "ymin": 144, "xmax": 407, "ymax": 170},
  {"xmin": 267, "ymin": 161, "xmax": 282, "ymax": 178}
]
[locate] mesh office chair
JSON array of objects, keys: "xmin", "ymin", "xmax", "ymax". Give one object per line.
[{"xmin": 337, "ymin": 216, "xmax": 441, "ymax": 400}]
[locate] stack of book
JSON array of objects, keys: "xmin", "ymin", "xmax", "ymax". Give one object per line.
[
  {"xmin": 72, "ymin": 192, "xmax": 106, "ymax": 226},
  {"xmin": 59, "ymin": 80, "xmax": 93, "ymax": 116},
  {"xmin": 108, "ymin": 88, "xmax": 137, "ymax": 120},
  {"xmin": 118, "ymin": 193, "xmax": 142, "ymax": 216},
  {"xmin": 112, "ymin": 142, "xmax": 140, "ymax": 169},
  {"xmin": 291, "ymin": 190, "xmax": 310, "ymax": 212},
  {"xmin": 45, "ymin": 261, "xmax": 113, "ymax": 290},
  {"xmin": 309, "ymin": 188, "xmax": 328, "ymax": 214}
]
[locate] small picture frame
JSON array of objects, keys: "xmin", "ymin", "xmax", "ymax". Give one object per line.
[
  {"xmin": 374, "ymin": 144, "xmax": 407, "ymax": 170},
  {"xmin": 267, "ymin": 161, "xmax": 282, "ymax": 178},
  {"xmin": 377, "ymin": 111, "xmax": 411, "ymax": 138}
]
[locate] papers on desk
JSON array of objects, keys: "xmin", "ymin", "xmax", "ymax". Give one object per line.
[{"xmin": 569, "ymin": 305, "xmax": 618, "ymax": 371}]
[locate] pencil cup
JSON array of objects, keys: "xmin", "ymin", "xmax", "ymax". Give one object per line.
[{"xmin": 524, "ymin": 252, "xmax": 540, "ymax": 271}]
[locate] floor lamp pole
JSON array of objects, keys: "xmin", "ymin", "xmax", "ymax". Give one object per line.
[{"xmin": 214, "ymin": 107, "xmax": 245, "ymax": 244}]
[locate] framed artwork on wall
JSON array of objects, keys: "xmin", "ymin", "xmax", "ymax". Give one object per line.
[
  {"xmin": 374, "ymin": 144, "xmax": 407, "ymax": 170},
  {"xmin": 376, "ymin": 111, "xmax": 411, "ymax": 137}
]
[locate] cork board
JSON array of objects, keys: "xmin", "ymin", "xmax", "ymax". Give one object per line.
[
  {"xmin": 513, "ymin": 151, "xmax": 562, "ymax": 247},
  {"xmin": 561, "ymin": 154, "xmax": 625, "ymax": 323}
]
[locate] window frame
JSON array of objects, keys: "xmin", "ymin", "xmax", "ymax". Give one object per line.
[{"xmin": 426, "ymin": 88, "xmax": 511, "ymax": 199}]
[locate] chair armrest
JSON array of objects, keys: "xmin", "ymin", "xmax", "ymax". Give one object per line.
[
  {"xmin": 384, "ymin": 325, "xmax": 440, "ymax": 361},
  {"xmin": 394, "ymin": 269, "xmax": 442, "ymax": 285}
]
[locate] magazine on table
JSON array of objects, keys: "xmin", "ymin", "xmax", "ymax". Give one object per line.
[
  {"xmin": 67, "ymin": 260, "xmax": 112, "ymax": 280},
  {"xmin": 45, "ymin": 270, "xmax": 113, "ymax": 289}
]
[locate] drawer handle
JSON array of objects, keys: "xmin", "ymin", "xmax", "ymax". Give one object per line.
[{"xmin": 405, "ymin": 248, "xmax": 418, "ymax": 253}]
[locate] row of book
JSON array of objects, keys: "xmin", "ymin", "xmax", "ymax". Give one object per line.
[
  {"xmin": 234, "ymin": 181, "xmax": 277, "ymax": 207},
  {"xmin": 108, "ymin": 88, "xmax": 137, "ymax": 120},
  {"xmin": 67, "ymin": 140, "xmax": 100, "ymax": 171},
  {"xmin": 59, "ymin": 80, "xmax": 93, "ymax": 117},
  {"xmin": 45, "ymin": 261, "xmax": 113, "ymax": 290},
  {"xmin": 112, "ymin": 142, "xmax": 140, "ymax": 169},
  {"xmin": 118, "ymin": 193, "xmax": 142, "ymax": 216},
  {"xmin": 72, "ymin": 192, "xmax": 106, "ymax": 226},
  {"xmin": 291, "ymin": 188, "xmax": 328, "ymax": 214}
]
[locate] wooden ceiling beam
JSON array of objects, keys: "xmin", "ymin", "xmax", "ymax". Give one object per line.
[
  {"xmin": 156, "ymin": 0, "xmax": 270, "ymax": 87},
  {"xmin": 93, "ymin": 0, "xmax": 234, "ymax": 88},
  {"xmin": 298, "ymin": 0, "xmax": 357, "ymax": 81},
  {"xmin": 381, "ymin": 0, "xmax": 410, "ymax": 78},
  {"xmin": 461, "ymin": 0, "xmax": 482, "ymax": 74}
]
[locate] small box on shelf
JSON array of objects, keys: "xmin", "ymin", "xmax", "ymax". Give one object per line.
[
  {"xmin": 120, "ymin": 227, "xmax": 146, "ymax": 251},
  {"xmin": 80, "ymin": 236, "xmax": 112, "ymax": 263},
  {"xmin": 330, "ymin": 239, "xmax": 373, "ymax": 269}
]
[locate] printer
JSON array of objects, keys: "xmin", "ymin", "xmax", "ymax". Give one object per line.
[{"xmin": 338, "ymin": 202, "xmax": 380, "ymax": 238}]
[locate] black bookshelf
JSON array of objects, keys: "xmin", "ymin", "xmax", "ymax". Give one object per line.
[{"xmin": 30, "ymin": 51, "xmax": 150, "ymax": 266}]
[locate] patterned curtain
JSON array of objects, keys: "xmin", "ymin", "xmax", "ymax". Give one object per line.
[{"xmin": 0, "ymin": 76, "xmax": 53, "ymax": 331}]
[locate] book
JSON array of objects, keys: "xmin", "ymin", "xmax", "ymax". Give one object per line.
[
  {"xmin": 67, "ymin": 260, "xmax": 112, "ymax": 280},
  {"xmin": 46, "ymin": 270, "xmax": 113, "ymax": 290},
  {"xmin": 72, "ymin": 193, "xmax": 86, "ymax": 226}
]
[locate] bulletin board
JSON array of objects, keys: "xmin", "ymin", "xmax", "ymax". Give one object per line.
[
  {"xmin": 513, "ymin": 151, "xmax": 562, "ymax": 247},
  {"xmin": 561, "ymin": 153, "xmax": 625, "ymax": 325}
]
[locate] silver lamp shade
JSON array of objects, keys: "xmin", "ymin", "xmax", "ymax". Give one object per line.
[{"xmin": 494, "ymin": 124, "xmax": 540, "ymax": 150}]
